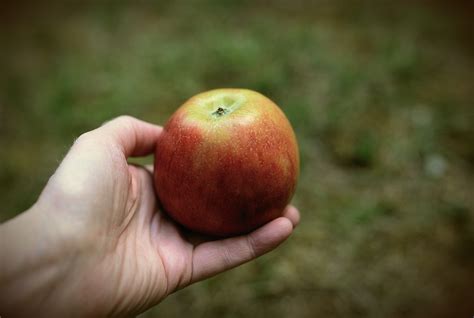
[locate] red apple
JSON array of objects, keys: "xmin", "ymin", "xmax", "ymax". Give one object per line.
[{"xmin": 154, "ymin": 88, "xmax": 299, "ymax": 236}]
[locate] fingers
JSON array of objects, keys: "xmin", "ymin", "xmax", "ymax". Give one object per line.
[
  {"xmin": 177, "ymin": 205, "xmax": 299, "ymax": 247},
  {"xmin": 83, "ymin": 116, "xmax": 163, "ymax": 158},
  {"xmin": 283, "ymin": 205, "xmax": 300, "ymax": 228},
  {"xmin": 144, "ymin": 164, "xmax": 154, "ymax": 174},
  {"xmin": 190, "ymin": 215, "xmax": 294, "ymax": 284}
]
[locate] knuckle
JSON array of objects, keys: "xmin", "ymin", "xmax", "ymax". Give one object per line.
[
  {"xmin": 221, "ymin": 248, "xmax": 234, "ymax": 268},
  {"xmin": 100, "ymin": 115, "xmax": 137, "ymax": 129},
  {"xmin": 109, "ymin": 116, "xmax": 139, "ymax": 138},
  {"xmin": 245, "ymin": 235, "xmax": 258, "ymax": 259},
  {"xmin": 74, "ymin": 131, "xmax": 94, "ymax": 145},
  {"xmin": 114, "ymin": 115, "xmax": 137, "ymax": 127}
]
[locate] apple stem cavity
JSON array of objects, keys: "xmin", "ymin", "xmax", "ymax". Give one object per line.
[
  {"xmin": 200, "ymin": 92, "xmax": 247, "ymax": 119},
  {"xmin": 212, "ymin": 107, "xmax": 228, "ymax": 117}
]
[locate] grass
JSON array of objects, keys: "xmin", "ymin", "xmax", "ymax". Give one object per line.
[{"xmin": 1, "ymin": 1, "xmax": 473, "ymax": 317}]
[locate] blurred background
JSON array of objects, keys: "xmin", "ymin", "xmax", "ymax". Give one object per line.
[{"xmin": 1, "ymin": 1, "xmax": 473, "ymax": 317}]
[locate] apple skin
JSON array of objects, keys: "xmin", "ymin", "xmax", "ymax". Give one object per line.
[{"xmin": 154, "ymin": 88, "xmax": 299, "ymax": 237}]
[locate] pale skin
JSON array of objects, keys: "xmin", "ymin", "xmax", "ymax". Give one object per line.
[{"xmin": 0, "ymin": 116, "xmax": 300, "ymax": 317}]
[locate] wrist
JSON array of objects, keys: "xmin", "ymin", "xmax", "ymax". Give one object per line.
[{"xmin": 0, "ymin": 204, "xmax": 78, "ymax": 316}]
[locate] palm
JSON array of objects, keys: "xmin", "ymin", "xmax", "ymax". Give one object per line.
[
  {"xmin": 37, "ymin": 116, "xmax": 298, "ymax": 317},
  {"xmin": 99, "ymin": 167, "xmax": 195, "ymax": 315},
  {"xmin": 40, "ymin": 139, "xmax": 193, "ymax": 315}
]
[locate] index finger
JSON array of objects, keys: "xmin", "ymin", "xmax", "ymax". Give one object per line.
[{"xmin": 189, "ymin": 206, "xmax": 300, "ymax": 285}]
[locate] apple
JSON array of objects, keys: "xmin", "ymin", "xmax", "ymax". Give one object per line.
[{"xmin": 154, "ymin": 88, "xmax": 299, "ymax": 236}]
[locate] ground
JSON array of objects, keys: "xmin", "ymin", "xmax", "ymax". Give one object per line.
[{"xmin": 0, "ymin": 1, "xmax": 473, "ymax": 317}]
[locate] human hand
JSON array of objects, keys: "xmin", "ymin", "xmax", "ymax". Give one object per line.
[{"xmin": 0, "ymin": 116, "xmax": 300, "ymax": 317}]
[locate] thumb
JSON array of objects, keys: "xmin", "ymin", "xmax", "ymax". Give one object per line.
[{"xmin": 83, "ymin": 115, "xmax": 163, "ymax": 158}]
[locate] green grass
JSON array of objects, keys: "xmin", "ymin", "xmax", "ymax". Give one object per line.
[{"xmin": 1, "ymin": 1, "xmax": 473, "ymax": 317}]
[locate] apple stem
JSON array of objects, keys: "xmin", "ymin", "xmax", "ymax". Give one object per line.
[{"xmin": 213, "ymin": 107, "xmax": 228, "ymax": 117}]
